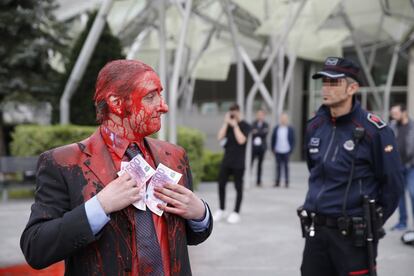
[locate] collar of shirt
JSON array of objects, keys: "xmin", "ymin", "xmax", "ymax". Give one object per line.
[
  {"xmin": 319, "ymin": 99, "xmax": 361, "ymax": 125},
  {"xmin": 100, "ymin": 125, "xmax": 140, "ymax": 160}
]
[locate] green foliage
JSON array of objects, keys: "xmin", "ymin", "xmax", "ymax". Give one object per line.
[
  {"xmin": 177, "ymin": 127, "xmax": 205, "ymax": 189},
  {"xmin": 202, "ymin": 150, "xmax": 223, "ymax": 182},
  {"xmin": 10, "ymin": 125, "xmax": 206, "ymax": 188},
  {"xmin": 61, "ymin": 11, "xmax": 125, "ymax": 125},
  {"xmin": 10, "ymin": 124, "xmax": 95, "ymax": 156},
  {"xmin": 0, "ymin": 0, "xmax": 66, "ymax": 102},
  {"xmin": 7, "ymin": 187, "xmax": 35, "ymax": 199}
]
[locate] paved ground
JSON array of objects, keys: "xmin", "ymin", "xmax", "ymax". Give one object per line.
[
  {"xmin": 188, "ymin": 161, "xmax": 413, "ymax": 276},
  {"xmin": 1, "ymin": 160, "xmax": 412, "ymax": 275}
]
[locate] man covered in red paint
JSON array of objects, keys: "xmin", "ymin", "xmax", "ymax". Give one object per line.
[{"xmin": 20, "ymin": 60, "xmax": 213, "ymax": 275}]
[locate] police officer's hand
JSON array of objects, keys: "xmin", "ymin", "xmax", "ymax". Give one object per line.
[
  {"xmin": 96, "ymin": 173, "xmax": 143, "ymax": 214},
  {"xmin": 153, "ymin": 183, "xmax": 206, "ymax": 220}
]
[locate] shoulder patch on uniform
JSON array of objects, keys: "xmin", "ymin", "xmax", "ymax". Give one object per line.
[{"xmin": 367, "ymin": 113, "xmax": 386, "ymax": 129}]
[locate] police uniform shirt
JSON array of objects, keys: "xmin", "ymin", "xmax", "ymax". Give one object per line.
[{"xmin": 303, "ymin": 100, "xmax": 403, "ymax": 221}]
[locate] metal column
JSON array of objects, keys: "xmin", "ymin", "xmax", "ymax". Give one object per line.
[
  {"xmin": 271, "ymin": 35, "xmax": 279, "ymax": 129},
  {"xmin": 168, "ymin": 0, "xmax": 193, "ymax": 144},
  {"xmin": 178, "ymin": 25, "xmax": 218, "ymax": 102},
  {"xmin": 277, "ymin": 53, "xmax": 297, "ymax": 115},
  {"xmin": 288, "ymin": 59, "xmax": 304, "ymax": 161},
  {"xmin": 308, "ymin": 63, "xmax": 317, "ymax": 119},
  {"xmin": 383, "ymin": 45, "xmax": 400, "ymax": 120},
  {"xmin": 367, "ymin": 14, "xmax": 384, "ymax": 71},
  {"xmin": 341, "ymin": 8, "xmax": 382, "ymax": 110},
  {"xmin": 237, "ymin": 55, "xmax": 245, "ymax": 114},
  {"xmin": 245, "ymin": 0, "xmax": 307, "ymax": 109},
  {"xmin": 59, "ymin": 0, "xmax": 114, "ymax": 124},
  {"xmin": 222, "ymin": 0, "xmax": 274, "ymax": 109},
  {"xmin": 126, "ymin": 28, "xmax": 151, "ymax": 60},
  {"xmin": 408, "ymin": 46, "xmax": 414, "ymax": 119},
  {"xmin": 158, "ymin": 0, "xmax": 168, "ymax": 140}
]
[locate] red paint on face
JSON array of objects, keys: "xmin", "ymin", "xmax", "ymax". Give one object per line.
[
  {"xmin": 94, "ymin": 60, "xmax": 154, "ymax": 123},
  {"xmin": 103, "ymin": 70, "xmax": 168, "ymax": 148},
  {"xmin": 125, "ymin": 71, "xmax": 169, "ymax": 139}
]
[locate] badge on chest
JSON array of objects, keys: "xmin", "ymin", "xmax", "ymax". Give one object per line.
[
  {"xmin": 309, "ymin": 137, "xmax": 320, "ymax": 154},
  {"xmin": 343, "ymin": 140, "xmax": 355, "ymax": 151}
]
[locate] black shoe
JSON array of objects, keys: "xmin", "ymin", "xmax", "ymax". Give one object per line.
[
  {"xmin": 285, "ymin": 182, "xmax": 289, "ymax": 188},
  {"xmin": 274, "ymin": 182, "xmax": 280, "ymax": 187}
]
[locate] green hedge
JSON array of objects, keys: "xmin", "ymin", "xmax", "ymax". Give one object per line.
[
  {"xmin": 10, "ymin": 125, "xmax": 205, "ymax": 188},
  {"xmin": 202, "ymin": 150, "xmax": 223, "ymax": 182},
  {"xmin": 11, "ymin": 125, "xmax": 96, "ymax": 156},
  {"xmin": 177, "ymin": 127, "xmax": 205, "ymax": 188},
  {"xmin": 6, "ymin": 188, "xmax": 35, "ymax": 199}
]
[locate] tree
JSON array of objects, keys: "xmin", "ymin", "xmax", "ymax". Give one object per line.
[
  {"xmin": 63, "ymin": 11, "xmax": 125, "ymax": 125},
  {"xmin": 0, "ymin": 0, "xmax": 66, "ymax": 102}
]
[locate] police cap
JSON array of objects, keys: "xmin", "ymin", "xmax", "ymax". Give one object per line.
[{"xmin": 312, "ymin": 57, "xmax": 363, "ymax": 84}]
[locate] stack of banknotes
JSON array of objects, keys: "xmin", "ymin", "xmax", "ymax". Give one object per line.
[{"xmin": 118, "ymin": 154, "xmax": 182, "ymax": 216}]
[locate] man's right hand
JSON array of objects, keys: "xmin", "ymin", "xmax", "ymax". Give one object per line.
[
  {"xmin": 225, "ymin": 112, "xmax": 237, "ymax": 127},
  {"xmin": 96, "ymin": 173, "xmax": 142, "ymax": 214},
  {"xmin": 224, "ymin": 112, "xmax": 232, "ymax": 124}
]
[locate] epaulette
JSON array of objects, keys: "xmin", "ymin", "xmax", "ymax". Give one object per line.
[{"xmin": 367, "ymin": 113, "xmax": 386, "ymax": 129}]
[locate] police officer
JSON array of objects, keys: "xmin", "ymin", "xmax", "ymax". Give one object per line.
[{"xmin": 299, "ymin": 57, "xmax": 404, "ymax": 276}]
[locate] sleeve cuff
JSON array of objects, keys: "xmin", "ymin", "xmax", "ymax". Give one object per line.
[
  {"xmin": 187, "ymin": 200, "xmax": 211, "ymax": 232},
  {"xmin": 85, "ymin": 196, "xmax": 111, "ymax": 235}
]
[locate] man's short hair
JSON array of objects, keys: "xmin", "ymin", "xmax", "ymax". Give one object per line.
[
  {"xmin": 393, "ymin": 103, "xmax": 407, "ymax": 112},
  {"xmin": 229, "ymin": 103, "xmax": 240, "ymax": 111},
  {"xmin": 94, "ymin": 59, "xmax": 155, "ymax": 123}
]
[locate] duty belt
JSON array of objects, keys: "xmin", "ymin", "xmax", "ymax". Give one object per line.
[
  {"xmin": 297, "ymin": 207, "xmax": 364, "ymax": 237},
  {"xmin": 313, "ymin": 214, "xmax": 342, "ymax": 228}
]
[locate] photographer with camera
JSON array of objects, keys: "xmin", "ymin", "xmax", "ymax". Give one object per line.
[{"xmin": 213, "ymin": 103, "xmax": 251, "ymax": 224}]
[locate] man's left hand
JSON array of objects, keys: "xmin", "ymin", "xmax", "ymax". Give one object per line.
[{"xmin": 154, "ymin": 183, "xmax": 206, "ymax": 220}]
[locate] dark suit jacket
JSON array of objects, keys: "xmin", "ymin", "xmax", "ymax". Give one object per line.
[
  {"xmin": 20, "ymin": 129, "xmax": 212, "ymax": 276},
  {"xmin": 271, "ymin": 125, "xmax": 295, "ymax": 154},
  {"xmin": 251, "ymin": 120, "xmax": 269, "ymax": 152}
]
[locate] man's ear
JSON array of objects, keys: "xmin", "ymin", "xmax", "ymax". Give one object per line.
[
  {"xmin": 347, "ymin": 82, "xmax": 359, "ymax": 96},
  {"xmin": 107, "ymin": 95, "xmax": 123, "ymax": 115}
]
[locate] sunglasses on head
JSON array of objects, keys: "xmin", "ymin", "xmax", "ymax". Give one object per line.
[{"xmin": 322, "ymin": 77, "xmax": 345, "ymax": 86}]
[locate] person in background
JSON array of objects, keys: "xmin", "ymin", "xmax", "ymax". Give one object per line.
[
  {"xmin": 214, "ymin": 103, "xmax": 251, "ymax": 224},
  {"xmin": 390, "ymin": 103, "xmax": 414, "ymax": 231},
  {"xmin": 271, "ymin": 112, "xmax": 295, "ymax": 188},
  {"xmin": 251, "ymin": 109, "xmax": 269, "ymax": 187},
  {"xmin": 20, "ymin": 59, "xmax": 212, "ymax": 275}
]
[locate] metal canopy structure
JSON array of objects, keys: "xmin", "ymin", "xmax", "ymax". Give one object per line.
[{"xmin": 56, "ymin": 0, "xmax": 414, "ymax": 186}]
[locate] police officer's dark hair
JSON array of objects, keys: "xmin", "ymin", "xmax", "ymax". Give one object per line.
[
  {"xmin": 345, "ymin": 78, "xmax": 359, "ymax": 102},
  {"xmin": 345, "ymin": 77, "xmax": 358, "ymax": 85}
]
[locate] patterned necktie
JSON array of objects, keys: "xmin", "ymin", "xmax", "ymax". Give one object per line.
[{"xmin": 125, "ymin": 144, "xmax": 164, "ymax": 276}]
